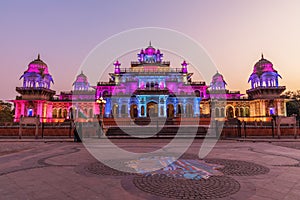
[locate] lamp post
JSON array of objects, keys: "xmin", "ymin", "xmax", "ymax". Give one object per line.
[{"xmin": 96, "ymin": 97, "xmax": 106, "ymax": 119}]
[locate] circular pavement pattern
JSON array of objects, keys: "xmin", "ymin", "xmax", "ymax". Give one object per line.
[
  {"xmin": 84, "ymin": 161, "xmax": 135, "ymax": 176},
  {"xmin": 133, "ymin": 174, "xmax": 240, "ymax": 200},
  {"xmin": 204, "ymin": 158, "xmax": 270, "ymax": 176}
]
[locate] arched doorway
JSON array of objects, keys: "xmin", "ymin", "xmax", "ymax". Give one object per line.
[
  {"xmin": 130, "ymin": 104, "xmax": 138, "ymax": 118},
  {"xmin": 147, "ymin": 102, "xmax": 158, "ymax": 117},
  {"xmin": 226, "ymin": 106, "xmax": 234, "ymax": 119},
  {"xmin": 167, "ymin": 104, "xmax": 174, "ymax": 118}
]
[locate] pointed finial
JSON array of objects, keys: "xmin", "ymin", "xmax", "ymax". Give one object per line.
[
  {"xmin": 37, "ymin": 53, "xmax": 40, "ymax": 60},
  {"xmin": 149, "ymin": 41, "xmax": 152, "ymax": 46},
  {"xmin": 261, "ymin": 53, "xmax": 264, "ymax": 59},
  {"xmin": 181, "ymin": 60, "xmax": 188, "ymax": 67},
  {"xmin": 113, "ymin": 60, "xmax": 121, "ymax": 67},
  {"xmin": 81, "ymin": 70, "xmax": 83, "ymax": 74}
]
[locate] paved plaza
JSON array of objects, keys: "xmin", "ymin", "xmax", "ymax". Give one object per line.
[{"xmin": 0, "ymin": 139, "xmax": 300, "ymax": 200}]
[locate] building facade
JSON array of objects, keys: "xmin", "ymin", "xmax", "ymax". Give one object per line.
[{"xmin": 12, "ymin": 44, "xmax": 287, "ymax": 122}]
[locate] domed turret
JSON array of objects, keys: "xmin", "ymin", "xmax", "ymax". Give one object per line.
[
  {"xmin": 248, "ymin": 54, "xmax": 282, "ymax": 89},
  {"xmin": 210, "ymin": 71, "xmax": 227, "ymax": 90},
  {"xmin": 145, "ymin": 43, "xmax": 155, "ymax": 54},
  {"xmin": 137, "ymin": 42, "xmax": 163, "ymax": 64},
  {"xmin": 73, "ymin": 71, "xmax": 90, "ymax": 91},
  {"xmin": 20, "ymin": 54, "xmax": 54, "ymax": 89}
]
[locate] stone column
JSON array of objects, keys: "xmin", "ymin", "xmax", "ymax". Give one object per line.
[{"xmin": 21, "ymin": 102, "xmax": 25, "ymax": 116}]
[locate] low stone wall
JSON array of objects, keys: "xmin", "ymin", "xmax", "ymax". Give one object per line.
[
  {"xmin": 222, "ymin": 127, "xmax": 300, "ymax": 138},
  {"xmin": 0, "ymin": 120, "xmax": 299, "ymax": 138},
  {"xmin": 0, "ymin": 127, "xmax": 72, "ymax": 137}
]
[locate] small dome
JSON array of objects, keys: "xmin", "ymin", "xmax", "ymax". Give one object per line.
[
  {"xmin": 26, "ymin": 54, "xmax": 50, "ymax": 75},
  {"xmin": 210, "ymin": 71, "xmax": 227, "ymax": 90},
  {"xmin": 248, "ymin": 55, "xmax": 282, "ymax": 89},
  {"xmin": 20, "ymin": 54, "xmax": 54, "ymax": 89},
  {"xmin": 212, "ymin": 72, "xmax": 226, "ymax": 84},
  {"xmin": 253, "ymin": 54, "xmax": 276, "ymax": 75},
  {"xmin": 73, "ymin": 71, "xmax": 90, "ymax": 91},
  {"xmin": 73, "ymin": 71, "xmax": 88, "ymax": 84}
]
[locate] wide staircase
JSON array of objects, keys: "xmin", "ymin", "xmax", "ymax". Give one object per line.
[{"xmin": 104, "ymin": 117, "xmax": 212, "ymax": 138}]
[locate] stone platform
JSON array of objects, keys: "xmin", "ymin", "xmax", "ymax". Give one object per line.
[{"xmin": 0, "ymin": 139, "xmax": 300, "ymax": 199}]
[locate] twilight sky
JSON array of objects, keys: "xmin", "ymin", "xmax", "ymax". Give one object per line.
[{"xmin": 1, "ymin": 0, "xmax": 300, "ymax": 100}]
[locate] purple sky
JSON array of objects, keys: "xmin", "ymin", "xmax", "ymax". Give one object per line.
[{"xmin": 1, "ymin": 0, "xmax": 300, "ymax": 100}]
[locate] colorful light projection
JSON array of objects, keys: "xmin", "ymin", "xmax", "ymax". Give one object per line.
[{"xmin": 126, "ymin": 156, "xmax": 223, "ymax": 180}]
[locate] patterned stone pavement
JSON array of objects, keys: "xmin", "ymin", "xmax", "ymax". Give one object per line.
[{"xmin": 0, "ymin": 139, "xmax": 300, "ymax": 199}]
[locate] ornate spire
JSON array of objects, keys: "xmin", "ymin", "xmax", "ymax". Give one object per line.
[
  {"xmin": 181, "ymin": 60, "xmax": 188, "ymax": 67},
  {"xmin": 113, "ymin": 60, "xmax": 121, "ymax": 67}
]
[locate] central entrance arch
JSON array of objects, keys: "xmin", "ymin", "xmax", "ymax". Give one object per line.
[{"xmin": 147, "ymin": 102, "xmax": 158, "ymax": 117}]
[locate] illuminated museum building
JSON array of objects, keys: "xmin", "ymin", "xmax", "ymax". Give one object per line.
[{"xmin": 12, "ymin": 44, "xmax": 287, "ymax": 122}]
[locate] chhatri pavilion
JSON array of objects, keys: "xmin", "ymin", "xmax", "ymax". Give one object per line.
[{"xmin": 12, "ymin": 44, "xmax": 287, "ymax": 122}]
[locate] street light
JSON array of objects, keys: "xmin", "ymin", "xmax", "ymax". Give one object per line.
[{"xmin": 96, "ymin": 97, "xmax": 106, "ymax": 119}]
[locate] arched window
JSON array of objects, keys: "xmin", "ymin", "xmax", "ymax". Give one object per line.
[
  {"xmin": 113, "ymin": 104, "xmax": 119, "ymax": 117},
  {"xmin": 215, "ymin": 108, "xmax": 220, "ymax": 118},
  {"xmin": 141, "ymin": 106, "xmax": 145, "ymax": 116},
  {"xmin": 220, "ymin": 108, "xmax": 225, "ymax": 117},
  {"xmin": 235, "ymin": 107, "xmax": 239, "ymax": 117},
  {"xmin": 186, "ymin": 104, "xmax": 193, "ymax": 117},
  {"xmin": 121, "ymin": 104, "xmax": 127, "ymax": 117},
  {"xmin": 177, "ymin": 104, "xmax": 182, "ymax": 115},
  {"xmin": 245, "ymin": 107, "xmax": 250, "ymax": 117},
  {"xmin": 63, "ymin": 109, "xmax": 67, "ymax": 118},
  {"xmin": 240, "ymin": 108, "xmax": 245, "ymax": 117},
  {"xmin": 89, "ymin": 109, "xmax": 93, "ymax": 118},
  {"xmin": 52, "ymin": 108, "xmax": 57, "ymax": 118},
  {"xmin": 195, "ymin": 90, "xmax": 200, "ymax": 97},
  {"xmin": 27, "ymin": 108, "xmax": 33, "ymax": 117},
  {"xmin": 103, "ymin": 91, "xmax": 109, "ymax": 97},
  {"xmin": 58, "ymin": 109, "xmax": 62, "ymax": 118},
  {"xmin": 69, "ymin": 108, "xmax": 73, "ymax": 119}
]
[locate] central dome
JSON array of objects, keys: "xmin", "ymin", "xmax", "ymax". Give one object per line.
[{"xmin": 144, "ymin": 44, "xmax": 156, "ymax": 55}]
